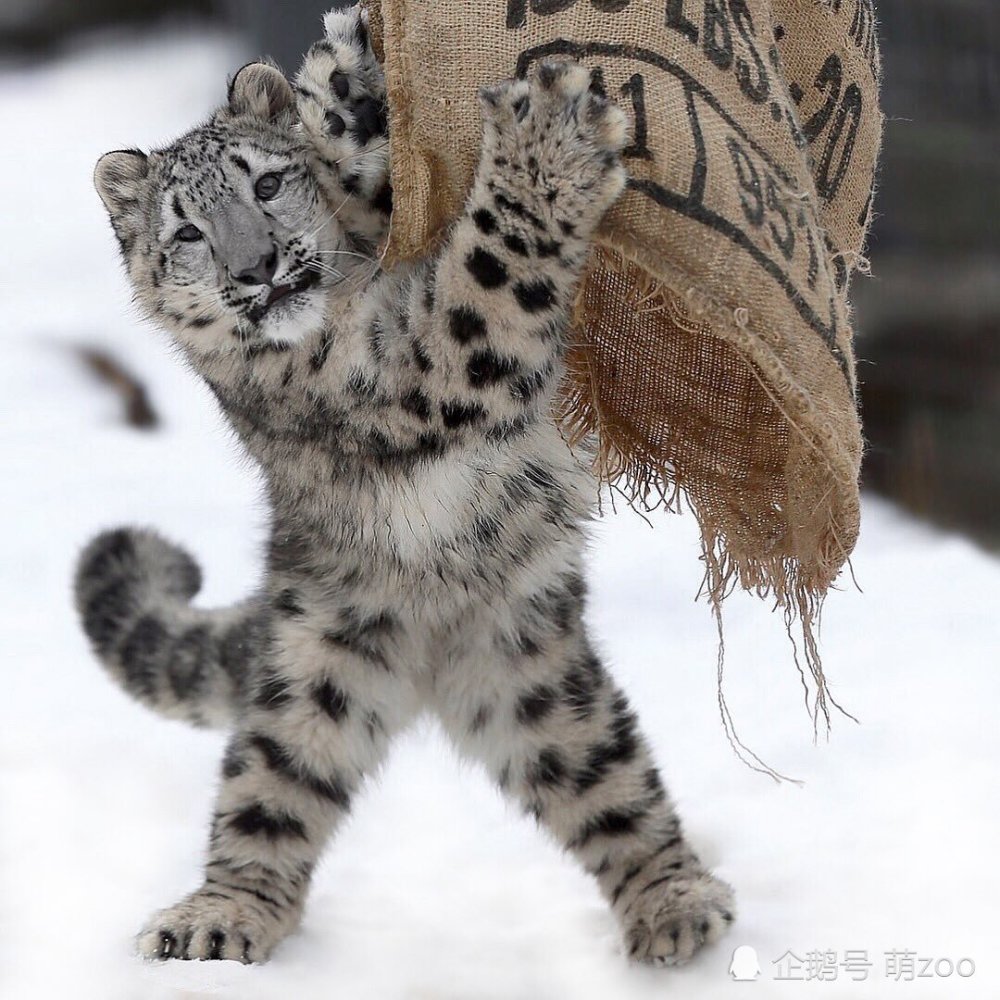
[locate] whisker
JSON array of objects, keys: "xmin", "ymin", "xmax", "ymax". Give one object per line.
[
  {"xmin": 341, "ymin": 211, "xmax": 393, "ymax": 294},
  {"xmin": 314, "ymin": 248, "xmax": 378, "ymax": 264},
  {"xmin": 329, "ymin": 191, "xmax": 353, "ymax": 218},
  {"xmin": 334, "ymin": 140, "xmax": 389, "ymax": 166},
  {"xmin": 302, "ymin": 210, "xmax": 337, "ymax": 243},
  {"xmin": 301, "ymin": 190, "xmax": 353, "ymax": 243},
  {"xmin": 310, "ymin": 261, "xmax": 349, "ymax": 281}
]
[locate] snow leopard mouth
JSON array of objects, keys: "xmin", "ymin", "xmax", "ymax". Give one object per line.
[{"xmin": 250, "ymin": 269, "xmax": 322, "ymax": 323}]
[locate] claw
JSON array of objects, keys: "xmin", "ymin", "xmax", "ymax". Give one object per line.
[
  {"xmin": 157, "ymin": 930, "xmax": 176, "ymax": 959},
  {"xmin": 537, "ymin": 61, "xmax": 560, "ymax": 89},
  {"xmin": 208, "ymin": 929, "xmax": 226, "ymax": 960},
  {"xmin": 355, "ymin": 10, "xmax": 370, "ymax": 49},
  {"xmin": 478, "ymin": 85, "xmax": 501, "ymax": 109},
  {"xmin": 330, "ymin": 70, "xmax": 350, "ymax": 100}
]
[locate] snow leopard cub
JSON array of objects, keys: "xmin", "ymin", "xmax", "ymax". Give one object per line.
[{"xmin": 77, "ymin": 8, "xmax": 734, "ymax": 967}]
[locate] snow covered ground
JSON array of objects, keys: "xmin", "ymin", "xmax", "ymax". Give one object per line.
[{"xmin": 2, "ymin": 29, "xmax": 998, "ymax": 1000}]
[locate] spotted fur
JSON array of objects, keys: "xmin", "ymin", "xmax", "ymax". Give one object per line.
[{"xmin": 79, "ymin": 9, "xmax": 733, "ymax": 969}]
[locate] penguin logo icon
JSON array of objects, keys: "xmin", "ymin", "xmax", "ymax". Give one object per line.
[{"xmin": 729, "ymin": 945, "xmax": 762, "ymax": 981}]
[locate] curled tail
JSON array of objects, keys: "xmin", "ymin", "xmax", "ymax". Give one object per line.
[{"xmin": 74, "ymin": 528, "xmax": 266, "ymax": 728}]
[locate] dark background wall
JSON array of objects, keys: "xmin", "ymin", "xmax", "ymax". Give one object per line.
[
  {"xmin": 0, "ymin": 0, "xmax": 345, "ymax": 69},
  {"xmin": 0, "ymin": 0, "xmax": 214, "ymax": 52},
  {"xmin": 855, "ymin": 0, "xmax": 999, "ymax": 549},
  {"xmin": 2, "ymin": 0, "xmax": 996, "ymax": 548},
  {"xmin": 218, "ymin": 0, "xmax": 351, "ymax": 72}
]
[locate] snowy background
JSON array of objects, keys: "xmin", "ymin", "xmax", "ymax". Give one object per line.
[{"xmin": 1, "ymin": 29, "xmax": 998, "ymax": 1000}]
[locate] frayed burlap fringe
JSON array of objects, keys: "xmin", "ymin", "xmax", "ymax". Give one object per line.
[{"xmin": 557, "ymin": 246, "xmax": 861, "ymax": 780}]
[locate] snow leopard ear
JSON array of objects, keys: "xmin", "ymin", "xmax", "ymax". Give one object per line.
[
  {"xmin": 94, "ymin": 149, "xmax": 149, "ymax": 222},
  {"xmin": 228, "ymin": 61, "xmax": 295, "ymax": 121}
]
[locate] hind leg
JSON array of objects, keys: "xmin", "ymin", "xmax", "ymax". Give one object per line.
[
  {"xmin": 137, "ymin": 609, "xmax": 420, "ymax": 962},
  {"xmin": 432, "ymin": 584, "xmax": 735, "ymax": 965}
]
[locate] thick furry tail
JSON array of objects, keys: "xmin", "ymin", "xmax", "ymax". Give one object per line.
[{"xmin": 74, "ymin": 528, "xmax": 266, "ymax": 728}]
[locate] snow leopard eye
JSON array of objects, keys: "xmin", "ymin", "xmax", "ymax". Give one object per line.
[
  {"xmin": 255, "ymin": 173, "xmax": 282, "ymax": 201},
  {"xmin": 176, "ymin": 224, "xmax": 202, "ymax": 242}
]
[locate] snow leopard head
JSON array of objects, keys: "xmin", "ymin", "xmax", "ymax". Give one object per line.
[{"xmin": 94, "ymin": 62, "xmax": 355, "ymax": 350}]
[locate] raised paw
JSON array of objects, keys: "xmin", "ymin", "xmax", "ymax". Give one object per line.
[
  {"xmin": 619, "ymin": 868, "xmax": 735, "ymax": 966},
  {"xmin": 137, "ymin": 886, "xmax": 299, "ymax": 964},
  {"xmin": 295, "ymin": 6, "xmax": 391, "ymax": 237},
  {"xmin": 477, "ymin": 60, "xmax": 629, "ymax": 235}
]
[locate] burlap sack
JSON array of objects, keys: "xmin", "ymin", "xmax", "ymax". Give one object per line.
[{"xmin": 364, "ymin": 0, "xmax": 881, "ymax": 740}]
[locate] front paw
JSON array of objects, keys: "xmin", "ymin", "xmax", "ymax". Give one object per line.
[
  {"xmin": 137, "ymin": 886, "xmax": 299, "ymax": 963},
  {"xmin": 295, "ymin": 6, "xmax": 389, "ymax": 203},
  {"xmin": 478, "ymin": 61, "xmax": 629, "ymax": 233},
  {"xmin": 619, "ymin": 868, "xmax": 735, "ymax": 966}
]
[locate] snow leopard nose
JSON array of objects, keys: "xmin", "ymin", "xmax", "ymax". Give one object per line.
[{"xmin": 233, "ymin": 246, "xmax": 278, "ymax": 287}]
